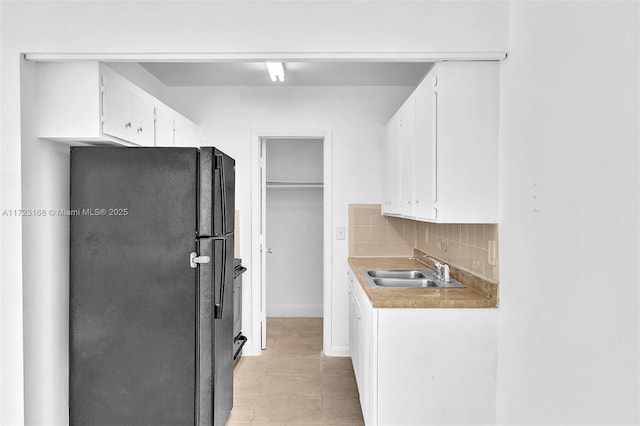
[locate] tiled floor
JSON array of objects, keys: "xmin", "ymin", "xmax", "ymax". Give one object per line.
[{"xmin": 227, "ymin": 317, "xmax": 364, "ymax": 425}]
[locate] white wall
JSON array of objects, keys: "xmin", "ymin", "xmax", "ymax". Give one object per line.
[
  {"xmin": 104, "ymin": 63, "xmax": 169, "ymax": 106},
  {"xmin": 266, "ymin": 138, "xmax": 324, "ymax": 183},
  {"xmin": 498, "ymin": 1, "xmax": 639, "ymax": 424},
  {"xmin": 163, "ymin": 85, "xmax": 413, "ymax": 354},
  {"xmin": 0, "ymin": 1, "xmax": 508, "ymax": 423},
  {"xmin": 21, "ymin": 60, "xmax": 71, "ymax": 425}
]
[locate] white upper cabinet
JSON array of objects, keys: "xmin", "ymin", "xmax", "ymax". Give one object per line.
[
  {"xmin": 101, "ymin": 68, "xmax": 134, "ymax": 142},
  {"xmin": 101, "ymin": 69, "xmax": 155, "ymax": 147},
  {"xmin": 434, "ymin": 62, "xmax": 499, "ymax": 223},
  {"xmin": 382, "ymin": 112, "xmax": 401, "ymax": 215},
  {"xmin": 154, "ymin": 104, "xmax": 201, "ymax": 148},
  {"xmin": 174, "ymin": 114, "xmax": 202, "ymax": 147},
  {"xmin": 383, "ymin": 61, "xmax": 499, "ymax": 223},
  {"xmin": 154, "ymin": 104, "xmax": 175, "ymax": 147},
  {"xmin": 37, "ymin": 62, "xmax": 200, "ymax": 147},
  {"xmin": 399, "ymin": 97, "xmax": 415, "ymax": 217},
  {"xmin": 131, "ymin": 92, "xmax": 155, "ymax": 147},
  {"xmin": 412, "ymin": 72, "xmax": 437, "ymax": 221}
]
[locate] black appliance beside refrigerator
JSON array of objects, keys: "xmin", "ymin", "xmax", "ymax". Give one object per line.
[
  {"xmin": 233, "ymin": 259, "xmax": 248, "ymax": 366},
  {"xmin": 70, "ymin": 147, "xmax": 235, "ymax": 426}
]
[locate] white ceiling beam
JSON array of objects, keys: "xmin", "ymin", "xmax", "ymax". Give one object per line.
[{"xmin": 24, "ymin": 51, "xmax": 507, "ymax": 62}]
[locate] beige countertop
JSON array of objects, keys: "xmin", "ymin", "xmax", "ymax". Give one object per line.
[{"xmin": 348, "ymin": 256, "xmax": 498, "ymax": 309}]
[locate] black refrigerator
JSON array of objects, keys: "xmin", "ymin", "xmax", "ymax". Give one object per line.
[{"xmin": 70, "ymin": 147, "xmax": 235, "ymax": 426}]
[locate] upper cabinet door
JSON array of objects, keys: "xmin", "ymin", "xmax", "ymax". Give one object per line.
[
  {"xmin": 435, "ymin": 62, "xmax": 499, "ymax": 223},
  {"xmin": 413, "ymin": 73, "xmax": 437, "ymax": 221},
  {"xmin": 102, "ymin": 71, "xmax": 133, "ymax": 142},
  {"xmin": 382, "ymin": 112, "xmax": 401, "ymax": 215},
  {"xmin": 174, "ymin": 115, "xmax": 192, "ymax": 147},
  {"xmin": 132, "ymin": 93, "xmax": 155, "ymax": 147},
  {"xmin": 399, "ymin": 98, "xmax": 415, "ymax": 217},
  {"xmin": 154, "ymin": 104, "xmax": 175, "ymax": 147}
]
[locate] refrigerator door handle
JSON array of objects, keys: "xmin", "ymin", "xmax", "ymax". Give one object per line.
[
  {"xmin": 215, "ymin": 154, "xmax": 228, "ymax": 236},
  {"xmin": 214, "ymin": 241, "xmax": 226, "ymax": 319},
  {"xmin": 190, "ymin": 252, "xmax": 211, "ymax": 269}
]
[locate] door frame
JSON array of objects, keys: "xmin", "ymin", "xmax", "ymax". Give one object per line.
[{"xmin": 250, "ymin": 129, "xmax": 332, "ymax": 355}]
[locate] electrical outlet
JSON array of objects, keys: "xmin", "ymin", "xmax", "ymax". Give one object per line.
[
  {"xmin": 488, "ymin": 240, "xmax": 496, "ymax": 266},
  {"xmin": 472, "ymin": 260, "xmax": 481, "ymax": 271},
  {"xmin": 336, "ymin": 226, "xmax": 346, "ymax": 240}
]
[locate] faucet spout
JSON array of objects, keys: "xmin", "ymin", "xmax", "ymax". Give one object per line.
[
  {"xmin": 423, "ymin": 255, "xmax": 442, "ymax": 277},
  {"xmin": 423, "ymin": 255, "xmax": 451, "ymax": 282}
]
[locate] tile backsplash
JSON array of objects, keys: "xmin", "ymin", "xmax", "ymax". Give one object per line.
[
  {"xmin": 348, "ymin": 204, "xmax": 415, "ymax": 257},
  {"xmin": 415, "ymin": 221, "xmax": 499, "ymax": 281},
  {"xmin": 348, "ymin": 204, "xmax": 499, "ymax": 282}
]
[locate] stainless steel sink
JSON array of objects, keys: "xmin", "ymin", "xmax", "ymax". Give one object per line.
[
  {"xmin": 361, "ymin": 268, "xmax": 465, "ymax": 289},
  {"xmin": 372, "ymin": 278, "xmax": 464, "ymax": 288},
  {"xmin": 366, "ymin": 269, "xmax": 428, "ymax": 279}
]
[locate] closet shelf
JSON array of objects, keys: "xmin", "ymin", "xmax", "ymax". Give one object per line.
[{"xmin": 266, "ymin": 181, "xmax": 324, "ymax": 189}]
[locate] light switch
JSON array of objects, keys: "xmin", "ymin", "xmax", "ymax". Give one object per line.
[
  {"xmin": 336, "ymin": 226, "xmax": 346, "ymax": 240},
  {"xmin": 532, "ymin": 182, "xmax": 542, "ymax": 212}
]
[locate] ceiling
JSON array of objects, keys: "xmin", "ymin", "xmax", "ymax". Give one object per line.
[{"xmin": 139, "ymin": 62, "xmax": 434, "ymax": 87}]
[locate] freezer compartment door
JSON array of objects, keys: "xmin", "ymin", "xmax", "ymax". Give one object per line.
[{"xmin": 199, "ymin": 147, "xmax": 235, "ymax": 237}]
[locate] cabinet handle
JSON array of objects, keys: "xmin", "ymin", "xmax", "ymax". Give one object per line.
[
  {"xmin": 137, "ymin": 127, "xmax": 143, "ymax": 133},
  {"xmin": 125, "ymin": 122, "xmax": 132, "ymax": 128},
  {"xmin": 415, "ymin": 199, "xmax": 420, "ymax": 206}
]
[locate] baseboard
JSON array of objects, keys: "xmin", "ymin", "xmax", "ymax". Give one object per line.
[
  {"xmin": 325, "ymin": 345, "xmax": 350, "ymax": 357},
  {"xmin": 266, "ymin": 305, "xmax": 323, "ymax": 317}
]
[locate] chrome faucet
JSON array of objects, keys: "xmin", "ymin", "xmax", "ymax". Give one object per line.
[{"xmin": 423, "ymin": 255, "xmax": 451, "ymax": 282}]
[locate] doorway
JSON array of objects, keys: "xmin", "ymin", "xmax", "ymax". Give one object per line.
[{"xmin": 260, "ymin": 137, "xmax": 324, "ymax": 350}]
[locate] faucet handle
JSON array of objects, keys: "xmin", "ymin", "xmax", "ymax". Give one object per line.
[{"xmin": 442, "ymin": 264, "xmax": 451, "ymax": 282}]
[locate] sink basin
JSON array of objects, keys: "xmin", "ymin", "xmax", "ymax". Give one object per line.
[
  {"xmin": 366, "ymin": 269, "xmax": 428, "ymax": 279},
  {"xmin": 361, "ymin": 268, "xmax": 465, "ymax": 289},
  {"xmin": 372, "ymin": 278, "xmax": 464, "ymax": 288},
  {"xmin": 373, "ymin": 278, "xmax": 439, "ymax": 287}
]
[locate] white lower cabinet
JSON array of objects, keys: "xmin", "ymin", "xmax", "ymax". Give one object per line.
[
  {"xmin": 348, "ymin": 267, "xmax": 497, "ymax": 425},
  {"xmin": 348, "ymin": 270, "xmax": 375, "ymax": 425}
]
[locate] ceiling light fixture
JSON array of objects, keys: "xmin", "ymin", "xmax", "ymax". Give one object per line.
[{"xmin": 265, "ymin": 62, "xmax": 285, "ymax": 82}]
